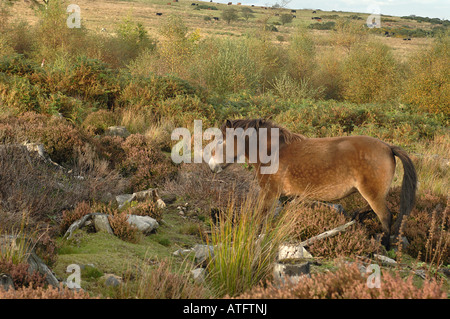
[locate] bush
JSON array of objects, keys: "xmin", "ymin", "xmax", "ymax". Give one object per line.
[
  {"xmin": 193, "ymin": 37, "xmax": 262, "ymax": 94},
  {"xmin": 333, "ymin": 19, "xmax": 368, "ymax": 51},
  {"xmin": 286, "ymin": 202, "xmax": 381, "ymax": 258},
  {"xmin": 119, "ymin": 74, "xmax": 202, "ymax": 108},
  {"xmin": 341, "ymin": 41, "xmax": 401, "ymax": 103},
  {"xmin": 0, "ymin": 73, "xmax": 43, "ymax": 114},
  {"xmin": 154, "ymin": 16, "xmax": 198, "ymax": 77},
  {"xmin": 100, "ymin": 16, "xmax": 155, "ymax": 68},
  {"xmin": 39, "ymin": 56, "xmax": 120, "ymax": 108},
  {"xmin": 400, "ymin": 192, "xmax": 449, "ymax": 265},
  {"xmin": 81, "ymin": 110, "xmax": 118, "ymax": 135},
  {"xmin": 108, "ymin": 210, "xmax": 140, "ymax": 243},
  {"xmin": 0, "ymin": 144, "xmax": 88, "ymax": 225},
  {"xmin": 119, "ymin": 134, "xmax": 177, "ymax": 191},
  {"xmin": 221, "ymin": 8, "xmax": 239, "ymax": 25},
  {"xmin": 60, "ymin": 201, "xmax": 92, "ymax": 234},
  {"xmin": 124, "ymin": 200, "xmax": 163, "ymax": 222},
  {"xmin": 0, "ymin": 284, "xmax": 96, "ymax": 299},
  {"xmin": 287, "ymin": 28, "xmax": 316, "ymax": 82},
  {"xmin": 402, "ymin": 35, "xmax": 450, "ymax": 115},
  {"xmin": 0, "ymin": 260, "xmax": 47, "ymax": 290},
  {"xmin": 280, "ymin": 14, "xmax": 293, "ymax": 25},
  {"xmin": 156, "ymin": 95, "xmax": 216, "ymax": 128},
  {"xmin": 308, "ymin": 21, "xmax": 336, "ymax": 30},
  {"xmin": 7, "ymin": 20, "xmax": 35, "ymax": 55},
  {"xmin": 237, "ymin": 262, "xmax": 446, "ymax": 299},
  {"xmin": 0, "ymin": 54, "xmax": 37, "ymax": 76}
]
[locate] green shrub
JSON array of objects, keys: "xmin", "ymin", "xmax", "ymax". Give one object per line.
[
  {"xmin": 402, "ymin": 35, "xmax": 449, "ymax": 115},
  {"xmin": 196, "ymin": 4, "xmax": 218, "ymax": 10},
  {"xmin": 81, "ymin": 110, "xmax": 118, "ymax": 135},
  {"xmin": 287, "ymin": 28, "xmax": 316, "ymax": 82},
  {"xmin": 100, "ymin": 16, "xmax": 155, "ymax": 68},
  {"xmin": 7, "ymin": 20, "xmax": 35, "ymax": 55},
  {"xmin": 119, "ymin": 74, "xmax": 202, "ymax": 108},
  {"xmin": 193, "ymin": 37, "xmax": 262, "ymax": 94},
  {"xmin": 155, "ymin": 16, "xmax": 198, "ymax": 77},
  {"xmin": 308, "ymin": 21, "xmax": 336, "ymax": 30},
  {"xmin": 0, "ymin": 54, "xmax": 37, "ymax": 76},
  {"xmin": 0, "ymin": 74, "xmax": 42, "ymax": 113},
  {"xmin": 221, "ymin": 8, "xmax": 239, "ymax": 25},
  {"xmin": 341, "ymin": 41, "xmax": 401, "ymax": 103},
  {"xmin": 156, "ymin": 95, "xmax": 216, "ymax": 127}
]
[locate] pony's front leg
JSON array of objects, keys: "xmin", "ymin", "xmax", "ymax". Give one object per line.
[{"xmin": 258, "ymin": 189, "xmax": 282, "ymax": 216}]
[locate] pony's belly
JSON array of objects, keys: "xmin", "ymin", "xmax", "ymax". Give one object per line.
[
  {"xmin": 283, "ymin": 179, "xmax": 357, "ymax": 201},
  {"xmin": 310, "ymin": 186, "xmax": 357, "ymax": 201}
]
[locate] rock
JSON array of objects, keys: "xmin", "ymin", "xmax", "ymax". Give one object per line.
[
  {"xmin": 127, "ymin": 215, "xmax": 159, "ymax": 234},
  {"xmin": 273, "ymin": 261, "xmax": 310, "ymax": 286},
  {"xmin": 414, "ymin": 269, "xmax": 426, "ymax": 279},
  {"xmin": 115, "ymin": 194, "xmax": 134, "ymax": 209},
  {"xmin": 80, "ymin": 264, "xmax": 96, "ymax": 271},
  {"xmin": 93, "ymin": 214, "xmax": 114, "ymax": 235},
  {"xmin": 278, "ymin": 244, "xmax": 313, "ymax": 261},
  {"xmin": 27, "ymin": 251, "xmax": 60, "ymax": 287},
  {"xmin": 116, "ymin": 188, "xmax": 166, "ymax": 210},
  {"xmin": 390, "ymin": 235, "xmax": 409, "ymax": 251},
  {"xmin": 63, "ymin": 213, "xmax": 112, "ymax": 239},
  {"xmin": 191, "ymin": 268, "xmax": 206, "ymax": 284},
  {"xmin": 193, "ymin": 244, "xmax": 214, "ymax": 267},
  {"xmin": 102, "ymin": 274, "xmax": 122, "ymax": 287},
  {"xmin": 0, "ymin": 273, "xmax": 15, "ymax": 291},
  {"xmin": 64, "ymin": 212, "xmax": 159, "ymax": 238},
  {"xmin": 373, "ymin": 254, "xmax": 397, "ymax": 266},
  {"xmin": 173, "ymin": 249, "xmax": 193, "ymax": 257},
  {"xmin": 107, "ymin": 126, "xmax": 130, "ymax": 138},
  {"xmin": 22, "ymin": 142, "xmax": 66, "ymax": 172}
]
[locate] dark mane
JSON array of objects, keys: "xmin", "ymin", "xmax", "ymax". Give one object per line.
[{"xmin": 221, "ymin": 119, "xmax": 306, "ymax": 144}]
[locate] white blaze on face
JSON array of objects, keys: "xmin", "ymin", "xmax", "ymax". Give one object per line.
[{"xmin": 208, "ymin": 157, "xmax": 223, "ymax": 173}]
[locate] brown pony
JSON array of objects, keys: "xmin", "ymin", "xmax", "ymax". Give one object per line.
[{"xmin": 208, "ymin": 119, "xmax": 417, "ymax": 249}]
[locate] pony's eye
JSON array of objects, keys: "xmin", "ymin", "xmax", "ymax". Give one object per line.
[{"xmin": 217, "ymin": 140, "xmax": 223, "ymax": 145}]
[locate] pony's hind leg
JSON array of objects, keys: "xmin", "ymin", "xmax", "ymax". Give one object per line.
[{"xmin": 357, "ymin": 184, "xmax": 392, "ymax": 249}]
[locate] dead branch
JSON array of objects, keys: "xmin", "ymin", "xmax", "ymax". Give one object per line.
[{"xmin": 300, "ymin": 220, "xmax": 356, "ymax": 247}]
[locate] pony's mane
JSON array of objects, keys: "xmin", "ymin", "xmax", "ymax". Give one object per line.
[{"xmin": 221, "ymin": 119, "xmax": 306, "ymax": 145}]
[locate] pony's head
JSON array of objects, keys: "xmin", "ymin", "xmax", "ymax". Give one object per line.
[{"xmin": 208, "ymin": 119, "xmax": 299, "ymax": 174}]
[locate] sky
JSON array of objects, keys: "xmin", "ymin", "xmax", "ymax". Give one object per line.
[{"xmin": 209, "ymin": 0, "xmax": 449, "ymax": 20}]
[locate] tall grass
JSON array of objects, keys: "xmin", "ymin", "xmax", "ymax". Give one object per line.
[
  {"xmin": 206, "ymin": 193, "xmax": 297, "ymax": 297},
  {"xmin": 118, "ymin": 258, "xmax": 209, "ymax": 299},
  {"xmin": 0, "ymin": 213, "xmax": 37, "ymax": 265}
]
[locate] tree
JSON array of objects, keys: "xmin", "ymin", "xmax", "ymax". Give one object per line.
[
  {"xmin": 241, "ymin": 7, "xmax": 254, "ymax": 21},
  {"xmin": 221, "ymin": 8, "xmax": 238, "ymax": 25},
  {"xmin": 280, "ymin": 14, "xmax": 293, "ymax": 25}
]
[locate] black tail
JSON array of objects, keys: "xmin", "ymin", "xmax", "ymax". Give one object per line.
[{"xmin": 391, "ymin": 146, "xmax": 417, "ymax": 234}]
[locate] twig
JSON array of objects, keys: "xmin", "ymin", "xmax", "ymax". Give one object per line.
[{"xmin": 300, "ymin": 220, "xmax": 356, "ymax": 247}]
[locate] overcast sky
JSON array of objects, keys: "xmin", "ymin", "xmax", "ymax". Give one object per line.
[{"xmin": 210, "ymin": 0, "xmax": 449, "ymax": 20}]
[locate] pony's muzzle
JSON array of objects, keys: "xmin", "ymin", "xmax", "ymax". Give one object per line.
[{"xmin": 208, "ymin": 157, "xmax": 223, "ymax": 173}]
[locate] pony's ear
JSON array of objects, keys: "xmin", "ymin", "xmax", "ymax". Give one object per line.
[{"xmin": 225, "ymin": 119, "xmax": 232, "ymax": 128}]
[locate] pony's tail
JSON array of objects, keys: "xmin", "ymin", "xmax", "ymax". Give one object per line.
[{"xmin": 391, "ymin": 146, "xmax": 417, "ymax": 234}]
